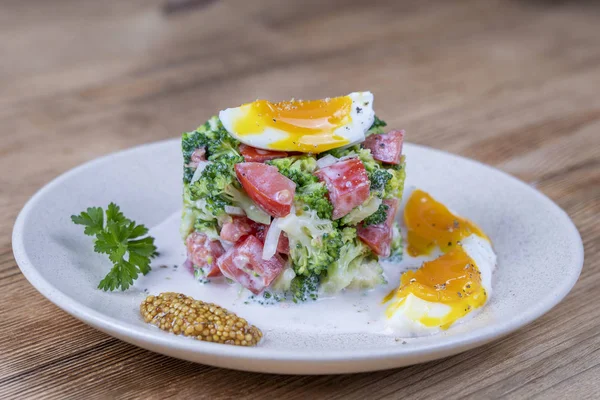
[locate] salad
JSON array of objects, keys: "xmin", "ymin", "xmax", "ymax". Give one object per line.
[{"xmin": 179, "ymin": 92, "xmax": 406, "ymax": 301}]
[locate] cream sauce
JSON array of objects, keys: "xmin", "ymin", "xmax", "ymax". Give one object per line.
[{"xmin": 134, "ymin": 211, "xmax": 488, "ymax": 337}]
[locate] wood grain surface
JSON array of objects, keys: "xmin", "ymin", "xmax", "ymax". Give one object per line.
[{"xmin": 1, "ymin": 0, "xmax": 599, "ymax": 398}]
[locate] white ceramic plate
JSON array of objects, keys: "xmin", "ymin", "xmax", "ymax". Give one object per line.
[{"xmin": 12, "ymin": 140, "xmax": 583, "ymax": 374}]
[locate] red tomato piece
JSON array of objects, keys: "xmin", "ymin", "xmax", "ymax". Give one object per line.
[
  {"xmin": 239, "ymin": 144, "xmax": 288, "ymax": 163},
  {"xmin": 217, "ymin": 250, "xmax": 263, "ymax": 294},
  {"xmin": 277, "ymin": 233, "xmax": 290, "ymax": 255},
  {"xmin": 235, "ymin": 162, "xmax": 296, "ymax": 217},
  {"xmin": 357, "ymin": 199, "xmax": 399, "ymax": 257},
  {"xmin": 216, "ymin": 235, "xmax": 286, "ymax": 294},
  {"xmin": 219, "ymin": 216, "xmax": 257, "ymax": 242},
  {"xmin": 363, "ymin": 130, "xmax": 404, "ymax": 165},
  {"xmin": 185, "ymin": 231, "xmax": 225, "ymax": 277},
  {"xmin": 189, "ymin": 148, "xmax": 206, "ymax": 167},
  {"xmin": 254, "ymin": 223, "xmax": 268, "ymax": 242},
  {"xmin": 314, "ymin": 158, "xmax": 370, "ymax": 220},
  {"xmin": 256, "ymin": 225, "xmax": 290, "ymax": 255}
]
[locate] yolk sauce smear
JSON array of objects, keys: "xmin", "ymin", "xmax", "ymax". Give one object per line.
[
  {"xmin": 384, "ymin": 189, "xmax": 492, "ymax": 330},
  {"xmin": 404, "ymin": 189, "xmax": 488, "ymax": 257},
  {"xmin": 233, "ymin": 96, "xmax": 353, "ymax": 153},
  {"xmin": 384, "ymin": 246, "xmax": 487, "ymax": 329}
]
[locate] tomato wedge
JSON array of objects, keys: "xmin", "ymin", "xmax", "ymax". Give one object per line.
[
  {"xmin": 185, "ymin": 231, "xmax": 225, "ymax": 277},
  {"xmin": 363, "ymin": 130, "xmax": 404, "ymax": 165},
  {"xmin": 235, "ymin": 162, "xmax": 296, "ymax": 217},
  {"xmin": 357, "ymin": 198, "xmax": 399, "ymax": 257},
  {"xmin": 219, "ymin": 216, "xmax": 258, "ymax": 242},
  {"xmin": 276, "ymin": 232, "xmax": 290, "ymax": 254},
  {"xmin": 239, "ymin": 144, "xmax": 288, "ymax": 163},
  {"xmin": 314, "ymin": 158, "xmax": 370, "ymax": 220},
  {"xmin": 219, "ymin": 216, "xmax": 289, "ymax": 254},
  {"xmin": 256, "ymin": 225, "xmax": 290, "ymax": 255},
  {"xmin": 216, "ymin": 235, "xmax": 286, "ymax": 294},
  {"xmin": 188, "ymin": 148, "xmax": 206, "ymax": 168}
]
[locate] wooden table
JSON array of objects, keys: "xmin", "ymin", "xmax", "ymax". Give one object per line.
[{"xmin": 1, "ymin": 0, "xmax": 599, "ymax": 398}]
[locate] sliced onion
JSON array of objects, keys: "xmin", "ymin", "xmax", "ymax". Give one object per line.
[
  {"xmin": 224, "ymin": 205, "xmax": 245, "ymax": 216},
  {"xmin": 245, "ymin": 204, "xmax": 271, "ymax": 225},
  {"xmin": 343, "ymin": 196, "xmax": 382, "ymax": 225},
  {"xmin": 219, "ymin": 239, "xmax": 234, "ymax": 250},
  {"xmin": 190, "ymin": 161, "xmax": 211, "ymax": 183},
  {"xmin": 339, "ymin": 153, "xmax": 359, "ymax": 161},
  {"xmin": 316, "ymin": 154, "xmax": 338, "ymax": 169},
  {"xmin": 262, "ymin": 218, "xmax": 282, "ymax": 260}
]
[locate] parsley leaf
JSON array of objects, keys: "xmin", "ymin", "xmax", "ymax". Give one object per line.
[
  {"xmin": 71, "ymin": 203, "xmax": 157, "ymax": 291},
  {"xmin": 70, "ymin": 207, "xmax": 104, "ymax": 236}
]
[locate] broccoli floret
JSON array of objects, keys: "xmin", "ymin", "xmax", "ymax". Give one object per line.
[
  {"xmin": 182, "ymin": 136, "xmax": 208, "ymax": 184},
  {"xmin": 277, "ymin": 210, "xmax": 343, "ymax": 276},
  {"xmin": 384, "ymin": 158, "xmax": 406, "ymax": 199},
  {"xmin": 186, "ymin": 124, "xmax": 274, "ymax": 219},
  {"xmin": 188, "ymin": 162, "xmax": 236, "ymax": 217},
  {"xmin": 181, "ymin": 116, "xmax": 243, "ymax": 183},
  {"xmin": 369, "ymin": 169, "xmax": 392, "ymax": 196},
  {"xmin": 266, "ymin": 156, "xmax": 294, "ymax": 171},
  {"xmin": 322, "ymin": 144, "xmax": 361, "ymax": 159},
  {"xmin": 181, "ymin": 116, "xmax": 278, "ymax": 228},
  {"xmin": 317, "ymin": 147, "xmax": 405, "ymax": 219},
  {"xmin": 268, "ymin": 156, "xmax": 334, "ymax": 219},
  {"xmin": 199, "ymin": 116, "xmax": 243, "ymax": 163},
  {"xmin": 295, "ymin": 182, "xmax": 333, "ymax": 220},
  {"xmin": 331, "ymin": 147, "xmax": 379, "ymax": 176},
  {"xmin": 291, "ymin": 228, "xmax": 342, "ymax": 276},
  {"xmin": 190, "ymin": 162, "xmax": 234, "ymax": 197},
  {"xmin": 289, "ymin": 273, "xmax": 320, "ymax": 302},
  {"xmin": 182, "ymin": 131, "xmax": 207, "ymax": 164},
  {"xmin": 271, "ymin": 266, "xmax": 296, "ymax": 292},
  {"xmin": 326, "ymin": 137, "xmax": 405, "ymax": 202},
  {"xmin": 356, "ymin": 147, "xmax": 378, "ymax": 170},
  {"xmin": 340, "ymin": 195, "xmax": 382, "ymax": 226},
  {"xmin": 346, "ymin": 259, "xmax": 387, "ymax": 290},
  {"xmin": 388, "ymin": 222, "xmax": 403, "ymax": 260},
  {"xmin": 205, "ymin": 127, "xmax": 243, "ymax": 165},
  {"xmin": 367, "ymin": 115, "xmax": 387, "ymax": 136},
  {"xmin": 363, "ymin": 203, "xmax": 389, "ymax": 226},
  {"xmin": 267, "ymin": 155, "xmax": 318, "ymax": 187},
  {"xmin": 192, "ymin": 198, "xmax": 220, "ymax": 222},
  {"xmin": 320, "ymin": 230, "xmax": 386, "ymax": 293},
  {"xmin": 354, "ymin": 147, "xmax": 405, "ymax": 200},
  {"xmin": 182, "ymin": 183, "xmax": 222, "ymax": 224},
  {"xmin": 339, "ymin": 147, "xmax": 394, "ymax": 198},
  {"xmin": 340, "ymin": 226, "xmax": 357, "ymax": 242},
  {"xmin": 194, "ymin": 219, "xmax": 220, "ymax": 241},
  {"xmin": 180, "ymin": 204, "xmax": 198, "ymax": 240}
]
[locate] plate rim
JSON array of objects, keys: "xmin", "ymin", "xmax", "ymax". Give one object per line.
[{"xmin": 12, "ymin": 139, "xmax": 584, "ymax": 365}]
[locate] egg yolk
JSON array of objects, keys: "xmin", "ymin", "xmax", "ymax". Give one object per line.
[
  {"xmin": 404, "ymin": 189, "xmax": 488, "ymax": 257},
  {"xmin": 385, "ymin": 246, "xmax": 487, "ymax": 329},
  {"xmin": 232, "ymin": 96, "xmax": 353, "ymax": 153}
]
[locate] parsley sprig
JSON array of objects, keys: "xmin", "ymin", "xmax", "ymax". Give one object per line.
[{"xmin": 71, "ymin": 203, "xmax": 158, "ymax": 291}]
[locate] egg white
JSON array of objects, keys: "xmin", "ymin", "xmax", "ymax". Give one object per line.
[
  {"xmin": 218, "ymin": 92, "xmax": 375, "ymax": 153},
  {"xmin": 386, "ymin": 235, "xmax": 497, "ymax": 336}
]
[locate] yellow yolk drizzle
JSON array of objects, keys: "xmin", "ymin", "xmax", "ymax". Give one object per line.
[
  {"xmin": 385, "ymin": 247, "xmax": 487, "ymax": 329},
  {"xmin": 384, "ymin": 189, "xmax": 492, "ymax": 330},
  {"xmin": 404, "ymin": 189, "xmax": 489, "ymax": 257},
  {"xmin": 232, "ymin": 96, "xmax": 353, "ymax": 153}
]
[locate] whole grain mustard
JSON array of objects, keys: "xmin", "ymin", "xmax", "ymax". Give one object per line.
[{"xmin": 140, "ymin": 292, "xmax": 262, "ymax": 346}]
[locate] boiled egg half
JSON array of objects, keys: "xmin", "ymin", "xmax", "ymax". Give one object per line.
[
  {"xmin": 219, "ymin": 92, "xmax": 375, "ymax": 153},
  {"xmin": 385, "ymin": 189, "xmax": 496, "ymax": 336}
]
